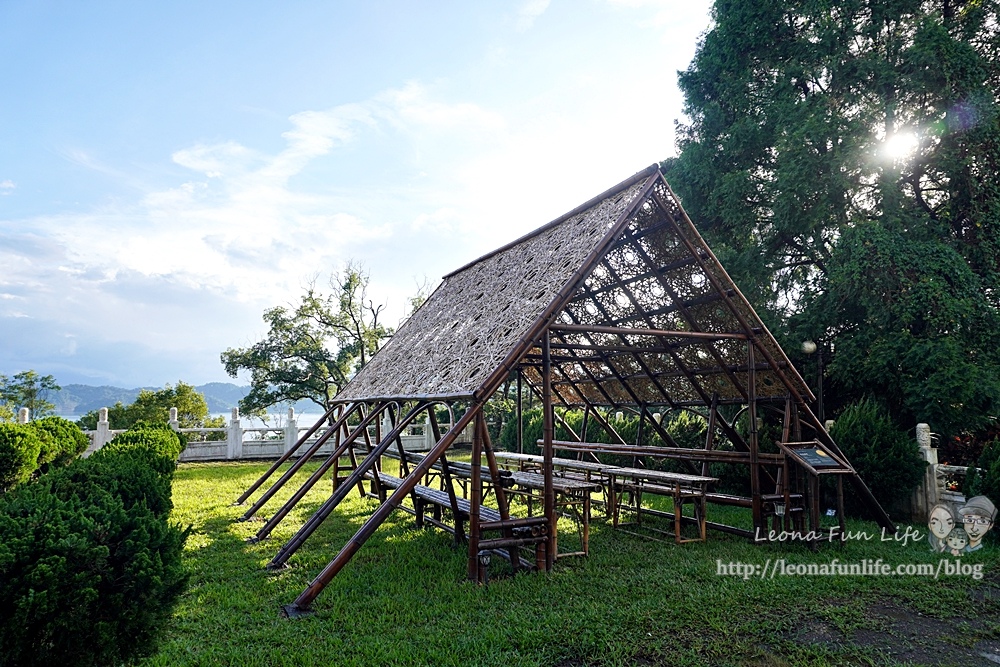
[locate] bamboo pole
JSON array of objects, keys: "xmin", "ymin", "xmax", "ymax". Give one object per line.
[
  {"xmin": 287, "ymin": 401, "xmax": 484, "ymax": 612},
  {"xmin": 268, "ymin": 402, "xmax": 427, "ymax": 569},
  {"xmin": 235, "ymin": 402, "xmax": 346, "ymax": 505},
  {"xmin": 239, "ymin": 402, "xmax": 363, "ymax": 521},
  {"xmin": 542, "ymin": 331, "xmax": 556, "ymax": 571},
  {"xmin": 252, "ymin": 405, "xmax": 385, "ymax": 542}
]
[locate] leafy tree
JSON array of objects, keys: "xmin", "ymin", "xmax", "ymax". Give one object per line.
[
  {"xmin": 77, "ymin": 382, "xmax": 223, "ymax": 431},
  {"xmin": 222, "ymin": 263, "xmax": 393, "ymax": 413},
  {"xmin": 964, "ymin": 438, "xmax": 1000, "ymax": 503},
  {"xmin": 0, "ymin": 371, "xmax": 60, "ymax": 419},
  {"xmin": 668, "ymin": 0, "xmax": 1000, "ymax": 438}
]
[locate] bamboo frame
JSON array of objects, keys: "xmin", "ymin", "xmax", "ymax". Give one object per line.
[{"xmin": 227, "ymin": 166, "xmax": 897, "ymax": 615}]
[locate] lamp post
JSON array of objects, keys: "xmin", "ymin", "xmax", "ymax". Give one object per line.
[{"xmin": 801, "ymin": 340, "xmax": 824, "ymax": 423}]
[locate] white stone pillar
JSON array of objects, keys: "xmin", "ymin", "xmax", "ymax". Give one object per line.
[
  {"xmin": 85, "ymin": 407, "xmax": 112, "ymax": 458},
  {"xmin": 168, "ymin": 407, "xmax": 180, "ymax": 431},
  {"xmin": 285, "ymin": 407, "xmax": 298, "ymax": 454},
  {"xmin": 17, "ymin": 407, "xmax": 29, "ymax": 423},
  {"xmin": 911, "ymin": 423, "xmax": 939, "ymax": 522},
  {"xmin": 381, "ymin": 412, "xmax": 393, "ymax": 444},
  {"xmin": 227, "ymin": 407, "xmax": 243, "ymax": 460}
]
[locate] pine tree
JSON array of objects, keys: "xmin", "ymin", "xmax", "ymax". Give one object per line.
[{"xmin": 668, "ymin": 0, "xmax": 1000, "ymax": 436}]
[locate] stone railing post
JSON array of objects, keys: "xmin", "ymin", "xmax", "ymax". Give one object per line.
[
  {"xmin": 168, "ymin": 407, "xmax": 180, "ymax": 431},
  {"xmin": 424, "ymin": 414, "xmax": 433, "ymax": 449},
  {"xmin": 17, "ymin": 407, "xmax": 29, "ymax": 423},
  {"xmin": 285, "ymin": 407, "xmax": 298, "ymax": 454},
  {"xmin": 910, "ymin": 423, "xmax": 938, "ymax": 522},
  {"xmin": 84, "ymin": 407, "xmax": 113, "ymax": 457},
  {"xmin": 227, "ymin": 408, "xmax": 243, "ymax": 460}
]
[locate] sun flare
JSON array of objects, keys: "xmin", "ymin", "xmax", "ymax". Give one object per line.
[{"xmin": 882, "ymin": 131, "xmax": 920, "ymax": 161}]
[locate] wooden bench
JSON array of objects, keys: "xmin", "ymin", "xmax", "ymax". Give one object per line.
[{"xmin": 366, "ymin": 471, "xmax": 502, "ymax": 534}]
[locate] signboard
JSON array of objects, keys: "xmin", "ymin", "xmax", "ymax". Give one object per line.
[{"xmin": 778, "ymin": 441, "xmax": 852, "ymax": 475}]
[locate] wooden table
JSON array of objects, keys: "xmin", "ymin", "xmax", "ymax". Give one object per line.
[
  {"xmin": 502, "ymin": 470, "xmax": 603, "ymax": 558},
  {"xmin": 495, "ymin": 452, "xmax": 717, "ymax": 545},
  {"xmin": 606, "ymin": 466, "xmax": 717, "ymax": 543}
]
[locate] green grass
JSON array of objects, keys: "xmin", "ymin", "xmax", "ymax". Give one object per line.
[{"xmin": 143, "ymin": 461, "xmax": 1000, "ymax": 666}]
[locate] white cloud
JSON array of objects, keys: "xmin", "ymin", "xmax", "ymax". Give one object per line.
[
  {"xmin": 376, "ymin": 82, "xmax": 505, "ymax": 133},
  {"xmin": 0, "ymin": 83, "xmax": 513, "ymax": 385},
  {"xmin": 516, "ymin": 0, "xmax": 551, "ymax": 31},
  {"xmin": 0, "ymin": 180, "xmax": 14, "ymax": 194},
  {"xmin": 604, "ymin": 0, "xmax": 713, "ymax": 40}
]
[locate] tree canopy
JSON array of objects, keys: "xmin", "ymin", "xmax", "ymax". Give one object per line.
[
  {"xmin": 77, "ymin": 382, "xmax": 223, "ymax": 431},
  {"xmin": 221, "ymin": 263, "xmax": 394, "ymax": 414},
  {"xmin": 0, "ymin": 371, "xmax": 61, "ymax": 420},
  {"xmin": 667, "ymin": 0, "xmax": 1000, "ymax": 438}
]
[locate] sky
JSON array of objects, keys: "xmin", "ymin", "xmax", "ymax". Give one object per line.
[{"xmin": 0, "ymin": 0, "xmax": 713, "ymax": 389}]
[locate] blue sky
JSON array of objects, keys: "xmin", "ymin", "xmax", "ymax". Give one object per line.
[{"xmin": 0, "ymin": 0, "xmax": 711, "ymax": 388}]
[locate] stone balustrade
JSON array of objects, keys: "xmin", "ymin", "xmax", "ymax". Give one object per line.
[{"xmin": 76, "ymin": 407, "xmax": 471, "ymax": 462}]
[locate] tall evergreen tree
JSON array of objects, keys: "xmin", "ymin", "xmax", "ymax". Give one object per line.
[{"xmin": 668, "ymin": 0, "xmax": 1000, "ymax": 437}]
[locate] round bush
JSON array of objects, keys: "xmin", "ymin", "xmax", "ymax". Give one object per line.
[
  {"xmin": 30, "ymin": 416, "xmax": 89, "ymax": 469},
  {"xmin": 103, "ymin": 422, "xmax": 185, "ymax": 461},
  {"xmin": 0, "ymin": 423, "xmax": 42, "ymax": 492},
  {"xmin": 829, "ymin": 398, "xmax": 927, "ymax": 518}
]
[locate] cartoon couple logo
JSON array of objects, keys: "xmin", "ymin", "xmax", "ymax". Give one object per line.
[{"xmin": 928, "ymin": 495, "xmax": 996, "ymax": 555}]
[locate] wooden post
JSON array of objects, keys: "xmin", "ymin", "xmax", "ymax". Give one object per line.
[
  {"xmin": 468, "ymin": 411, "xmax": 484, "ymax": 582},
  {"xmin": 747, "ymin": 342, "xmax": 762, "ymax": 536},
  {"xmin": 542, "ymin": 330, "xmax": 556, "ymax": 570},
  {"xmin": 516, "ymin": 371, "xmax": 524, "ymax": 454}
]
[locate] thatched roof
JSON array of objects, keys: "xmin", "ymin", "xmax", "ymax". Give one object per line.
[{"xmin": 336, "ymin": 165, "xmax": 812, "ymax": 406}]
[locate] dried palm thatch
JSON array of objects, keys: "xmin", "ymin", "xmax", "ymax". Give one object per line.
[
  {"xmin": 336, "ymin": 176, "xmax": 650, "ymax": 401},
  {"xmin": 337, "ymin": 166, "xmax": 811, "ymax": 410}
]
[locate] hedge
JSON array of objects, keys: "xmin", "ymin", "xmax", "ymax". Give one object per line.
[
  {"xmin": 0, "ymin": 423, "xmax": 42, "ymax": 492},
  {"xmin": 0, "ymin": 418, "xmax": 93, "ymax": 493},
  {"xmin": 30, "ymin": 416, "xmax": 90, "ymax": 469},
  {"xmin": 0, "ymin": 422, "xmax": 189, "ymax": 667}
]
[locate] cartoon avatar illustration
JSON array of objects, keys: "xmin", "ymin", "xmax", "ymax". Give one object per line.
[
  {"xmin": 960, "ymin": 495, "xmax": 996, "ymax": 552},
  {"xmin": 944, "ymin": 527, "xmax": 968, "ymax": 556},
  {"xmin": 927, "ymin": 503, "xmax": 958, "ymax": 553}
]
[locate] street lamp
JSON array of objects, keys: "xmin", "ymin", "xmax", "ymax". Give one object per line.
[{"xmin": 801, "ymin": 340, "xmax": 825, "ymax": 423}]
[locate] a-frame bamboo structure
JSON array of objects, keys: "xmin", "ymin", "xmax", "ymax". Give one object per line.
[{"xmin": 235, "ymin": 165, "xmax": 895, "ymax": 615}]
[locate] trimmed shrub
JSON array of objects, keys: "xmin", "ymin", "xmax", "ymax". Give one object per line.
[
  {"xmin": 0, "ymin": 423, "xmax": 42, "ymax": 492},
  {"xmin": 49, "ymin": 447, "xmax": 175, "ymax": 519},
  {"xmin": 30, "ymin": 416, "xmax": 89, "ymax": 469},
  {"xmin": 0, "ymin": 478, "xmax": 188, "ymax": 667},
  {"xmin": 829, "ymin": 398, "xmax": 927, "ymax": 518},
  {"xmin": 102, "ymin": 421, "xmax": 185, "ymax": 461},
  {"xmin": 0, "ymin": 419, "xmax": 189, "ymax": 666}
]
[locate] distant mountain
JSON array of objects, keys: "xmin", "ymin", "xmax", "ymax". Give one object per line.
[
  {"xmin": 196, "ymin": 383, "xmax": 251, "ymax": 413},
  {"xmin": 51, "ymin": 383, "xmax": 253, "ymax": 416},
  {"xmin": 53, "ymin": 384, "xmax": 151, "ymax": 415},
  {"xmin": 51, "ymin": 382, "xmax": 317, "ymax": 416}
]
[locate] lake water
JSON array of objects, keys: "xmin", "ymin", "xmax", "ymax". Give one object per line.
[{"xmin": 57, "ymin": 412, "xmax": 330, "ymax": 428}]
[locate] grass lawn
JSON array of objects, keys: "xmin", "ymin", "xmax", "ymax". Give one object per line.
[{"xmin": 143, "ymin": 460, "xmax": 1000, "ymax": 666}]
